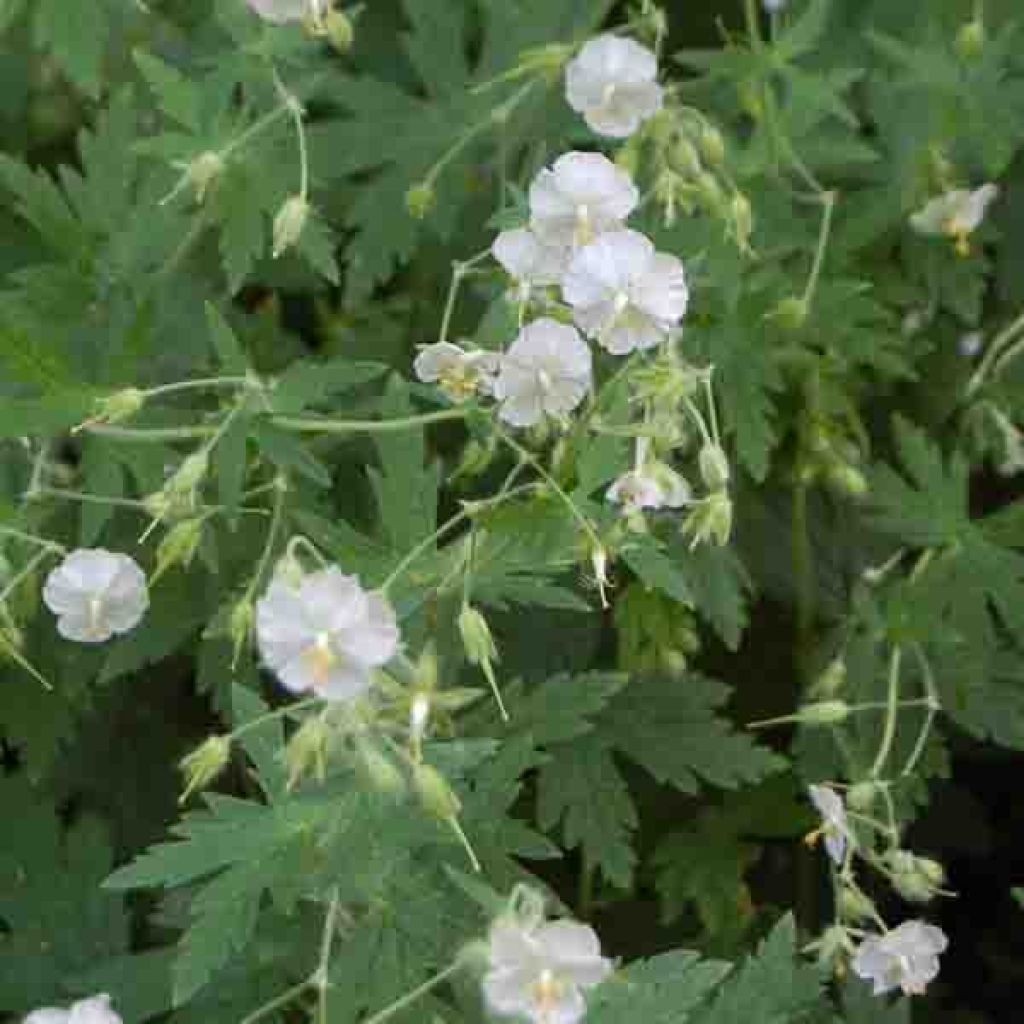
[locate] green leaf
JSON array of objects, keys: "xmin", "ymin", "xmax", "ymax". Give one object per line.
[
  {"xmin": 33, "ymin": 0, "xmax": 114, "ymax": 97},
  {"xmin": 270, "ymin": 358, "xmax": 387, "ymax": 415},
  {"xmin": 253, "ymin": 421, "xmax": 332, "ymax": 488},
  {"xmin": 205, "ymin": 302, "xmax": 249, "ymax": 374},
  {"xmin": 0, "ymin": 776, "xmax": 128, "ymax": 1013},
  {"xmin": 588, "ymin": 950, "xmax": 731, "ymax": 1024}
]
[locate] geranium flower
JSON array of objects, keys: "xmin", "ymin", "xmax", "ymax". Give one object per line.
[
  {"xmin": 909, "ymin": 184, "xmax": 999, "ymax": 255},
  {"xmin": 492, "ymin": 227, "xmax": 569, "ymax": 298},
  {"xmin": 565, "ymin": 35, "xmax": 663, "ymax": 138},
  {"xmin": 562, "ymin": 229, "xmax": 688, "ymax": 354},
  {"xmin": 413, "ymin": 342, "xmax": 500, "ymax": 400},
  {"xmin": 42, "ymin": 549, "xmax": 149, "ymax": 644},
  {"xmin": 607, "ymin": 439, "xmax": 690, "ymax": 513},
  {"xmin": 245, "ymin": 0, "xmax": 324, "ymax": 23},
  {"xmin": 851, "ymin": 920, "xmax": 948, "ymax": 996},
  {"xmin": 483, "ymin": 914, "xmax": 612, "ymax": 1024},
  {"xmin": 25, "ymin": 994, "xmax": 122, "ymax": 1024},
  {"xmin": 529, "ymin": 153, "xmax": 639, "ymax": 249},
  {"xmin": 255, "ymin": 567, "xmax": 400, "ymax": 701},
  {"xmin": 492, "ymin": 318, "xmax": 593, "ymax": 427},
  {"xmin": 807, "ymin": 784, "xmax": 850, "ymax": 865}
]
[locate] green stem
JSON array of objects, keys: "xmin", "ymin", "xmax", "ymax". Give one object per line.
[
  {"xmin": 791, "ymin": 478, "xmax": 814, "ymax": 684},
  {"xmin": 273, "ymin": 407, "xmax": 469, "ymax": 435},
  {"xmin": 239, "ymin": 978, "xmax": 311, "ymax": 1024},
  {"xmin": 229, "ymin": 696, "xmax": 322, "ymax": 741},
  {"xmin": 870, "ymin": 647, "xmax": 903, "ymax": 779},
  {"xmin": 966, "ymin": 308, "xmax": 1024, "ymax": 396},
  {"xmin": 801, "ymin": 191, "xmax": 836, "ymax": 310},
  {"xmin": 86, "ymin": 424, "xmax": 218, "ymax": 442},
  {"xmin": 0, "ymin": 525, "xmax": 65, "ymax": 553},
  {"xmin": 361, "ymin": 959, "xmax": 466, "ymax": 1024}
]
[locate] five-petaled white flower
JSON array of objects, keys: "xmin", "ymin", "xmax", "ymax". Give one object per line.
[
  {"xmin": 606, "ymin": 439, "xmax": 690, "ymax": 513},
  {"xmin": 42, "ymin": 549, "xmax": 149, "ymax": 644},
  {"xmin": 807, "ymin": 784, "xmax": 850, "ymax": 865},
  {"xmin": 493, "ymin": 318, "xmax": 593, "ymax": 427},
  {"xmin": 245, "ymin": 0, "xmax": 327, "ymax": 23},
  {"xmin": 256, "ymin": 567, "xmax": 400, "ymax": 701},
  {"xmin": 565, "ymin": 35, "xmax": 663, "ymax": 139},
  {"xmin": 529, "ymin": 152, "xmax": 639, "ymax": 250},
  {"xmin": 493, "ymin": 228, "xmax": 569, "ymax": 299},
  {"xmin": 851, "ymin": 920, "xmax": 948, "ymax": 997},
  {"xmin": 562, "ymin": 229, "xmax": 688, "ymax": 354},
  {"xmin": 413, "ymin": 342, "xmax": 500, "ymax": 400},
  {"xmin": 24, "ymin": 993, "xmax": 123, "ymax": 1024},
  {"xmin": 909, "ymin": 184, "xmax": 999, "ymax": 255},
  {"xmin": 483, "ymin": 914, "xmax": 613, "ymax": 1024}
]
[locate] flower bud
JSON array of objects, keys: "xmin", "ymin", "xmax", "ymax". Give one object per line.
[
  {"xmin": 695, "ymin": 170, "xmax": 724, "ymax": 211},
  {"xmin": 698, "ymin": 444, "xmax": 730, "ymax": 491},
  {"xmin": 272, "ymin": 195, "xmax": 310, "ymax": 257},
  {"xmin": 324, "ymin": 8, "xmax": 354, "ymax": 52},
  {"xmin": 169, "ymin": 452, "xmax": 210, "ymax": 496},
  {"xmin": 187, "ymin": 151, "xmax": 224, "ymax": 203},
  {"xmin": 355, "ymin": 738, "xmax": 405, "ymax": 794},
  {"xmin": 796, "ymin": 699, "xmax": 850, "ymax": 726},
  {"xmin": 180, "ymin": 735, "xmax": 232, "ymax": 802},
  {"xmin": 846, "ymin": 780, "xmax": 879, "ymax": 812},
  {"xmin": 812, "ymin": 657, "xmax": 847, "ymax": 698},
  {"xmin": 825, "ymin": 463, "xmax": 868, "ymax": 498},
  {"xmin": 730, "ymin": 193, "xmax": 753, "ymax": 250},
  {"xmin": 615, "ymin": 137, "xmax": 641, "ymax": 177},
  {"xmin": 770, "ymin": 296, "xmax": 810, "ymax": 329},
  {"xmin": 93, "ymin": 387, "xmax": 145, "ymax": 426},
  {"xmin": 682, "ymin": 491, "xmax": 733, "ymax": 548},
  {"xmin": 838, "ymin": 885, "xmax": 877, "ymax": 923},
  {"xmin": 458, "ymin": 604, "xmax": 498, "ymax": 669},
  {"xmin": 405, "ymin": 182, "xmax": 435, "ymax": 220},
  {"xmin": 413, "ymin": 762, "xmax": 461, "ymax": 820},
  {"xmin": 698, "ymin": 125, "xmax": 726, "ymax": 166},
  {"xmin": 154, "ymin": 519, "xmax": 203, "ymax": 579},
  {"xmin": 272, "ymin": 550, "xmax": 305, "ymax": 588},
  {"xmin": 671, "ymin": 139, "xmax": 702, "ymax": 177},
  {"xmin": 284, "ymin": 714, "xmax": 331, "ymax": 789},
  {"xmin": 956, "ymin": 18, "xmax": 986, "ymax": 59},
  {"xmin": 814, "ymin": 924, "xmax": 852, "ymax": 971}
]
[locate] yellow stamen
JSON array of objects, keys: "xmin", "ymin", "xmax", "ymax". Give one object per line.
[{"xmin": 303, "ymin": 633, "xmax": 336, "ymax": 689}]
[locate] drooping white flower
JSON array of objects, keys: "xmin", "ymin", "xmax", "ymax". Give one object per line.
[
  {"xmin": 25, "ymin": 994, "xmax": 122, "ymax": 1024},
  {"xmin": 565, "ymin": 35, "xmax": 663, "ymax": 139},
  {"xmin": 413, "ymin": 342, "xmax": 500, "ymax": 400},
  {"xmin": 851, "ymin": 920, "xmax": 948, "ymax": 997},
  {"xmin": 255, "ymin": 567, "xmax": 400, "ymax": 701},
  {"xmin": 909, "ymin": 184, "xmax": 999, "ymax": 254},
  {"xmin": 606, "ymin": 438, "xmax": 690, "ymax": 513},
  {"xmin": 807, "ymin": 784, "xmax": 850, "ymax": 865},
  {"xmin": 492, "ymin": 227, "xmax": 569, "ymax": 298},
  {"xmin": 492, "ymin": 318, "xmax": 592, "ymax": 427},
  {"xmin": 958, "ymin": 331, "xmax": 983, "ymax": 357},
  {"xmin": 42, "ymin": 549, "xmax": 148, "ymax": 644},
  {"xmin": 529, "ymin": 152, "xmax": 639, "ymax": 250},
  {"xmin": 483, "ymin": 914, "xmax": 613, "ymax": 1024},
  {"xmin": 562, "ymin": 229, "xmax": 688, "ymax": 354},
  {"xmin": 245, "ymin": 0, "xmax": 326, "ymax": 23}
]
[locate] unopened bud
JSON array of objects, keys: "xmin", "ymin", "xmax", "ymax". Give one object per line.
[
  {"xmin": 683, "ymin": 491, "xmax": 733, "ymax": 548},
  {"xmin": 826, "ymin": 463, "xmax": 868, "ymax": 498},
  {"xmin": 405, "ymin": 182, "xmax": 435, "ymax": 220},
  {"xmin": 813, "ymin": 657, "xmax": 847, "ymax": 698},
  {"xmin": 695, "ymin": 170, "xmax": 723, "ymax": 211},
  {"xmin": 229, "ymin": 598, "xmax": 254, "ymax": 663},
  {"xmin": 797, "ymin": 699, "xmax": 850, "ymax": 726},
  {"xmin": 730, "ymin": 192, "xmax": 753, "ymax": 251},
  {"xmin": 154, "ymin": 519, "xmax": 203, "ymax": 579},
  {"xmin": 956, "ymin": 18, "xmax": 986, "ymax": 59},
  {"xmin": 93, "ymin": 387, "xmax": 145, "ymax": 426},
  {"xmin": 284, "ymin": 714, "xmax": 331, "ymax": 789},
  {"xmin": 846, "ymin": 780, "xmax": 879, "ymax": 812},
  {"xmin": 324, "ymin": 9, "xmax": 354, "ymax": 52},
  {"xmin": 410, "ymin": 693, "xmax": 431, "ymax": 743},
  {"xmin": 187, "ymin": 151, "xmax": 224, "ymax": 202},
  {"xmin": 671, "ymin": 139, "xmax": 702, "ymax": 177},
  {"xmin": 272, "ymin": 195, "xmax": 310, "ymax": 257},
  {"xmin": 413, "ymin": 762, "xmax": 461, "ymax": 820},
  {"xmin": 356, "ymin": 738, "xmax": 405, "ymax": 794},
  {"xmin": 698, "ymin": 444, "xmax": 730, "ymax": 490},
  {"xmin": 838, "ymin": 885, "xmax": 877, "ymax": 922},
  {"xmin": 615, "ymin": 138, "xmax": 641, "ymax": 177},
  {"xmin": 770, "ymin": 296, "xmax": 810, "ymax": 329},
  {"xmin": 698, "ymin": 125, "xmax": 726, "ymax": 166},
  {"xmin": 180, "ymin": 735, "xmax": 231, "ymax": 802},
  {"xmin": 458, "ymin": 604, "xmax": 498, "ymax": 669},
  {"xmin": 169, "ymin": 452, "xmax": 209, "ymax": 495}
]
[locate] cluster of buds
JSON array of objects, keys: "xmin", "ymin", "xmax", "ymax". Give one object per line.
[{"xmin": 613, "ymin": 581, "xmax": 699, "ymax": 673}]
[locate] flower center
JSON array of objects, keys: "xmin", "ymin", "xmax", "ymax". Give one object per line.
[
  {"xmin": 601, "ymin": 82, "xmax": 618, "ymax": 106},
  {"xmin": 536, "ymin": 367, "xmax": 553, "ymax": 393},
  {"xmin": 439, "ymin": 363, "xmax": 478, "ymax": 401},
  {"xmin": 87, "ymin": 596, "xmax": 105, "ymax": 637},
  {"xmin": 612, "ymin": 290, "xmax": 630, "ymax": 314},
  {"xmin": 532, "ymin": 968, "xmax": 565, "ymax": 1013},
  {"xmin": 575, "ymin": 203, "xmax": 593, "ymax": 245},
  {"xmin": 303, "ymin": 632, "xmax": 337, "ymax": 689}
]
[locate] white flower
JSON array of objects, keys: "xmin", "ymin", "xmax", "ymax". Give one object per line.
[
  {"xmin": 42, "ymin": 549, "xmax": 148, "ymax": 644},
  {"xmin": 255, "ymin": 567, "xmax": 400, "ymax": 701},
  {"xmin": 958, "ymin": 331, "xmax": 983, "ymax": 357},
  {"xmin": 493, "ymin": 228, "xmax": 569, "ymax": 298},
  {"xmin": 851, "ymin": 920, "xmax": 948, "ymax": 997},
  {"xmin": 807, "ymin": 784, "xmax": 850, "ymax": 865},
  {"xmin": 492, "ymin": 318, "xmax": 592, "ymax": 427},
  {"xmin": 562, "ymin": 230, "xmax": 688, "ymax": 354},
  {"xmin": 909, "ymin": 184, "xmax": 999, "ymax": 254},
  {"xmin": 245, "ymin": 0, "xmax": 326, "ymax": 23},
  {"xmin": 606, "ymin": 439, "xmax": 690, "ymax": 513},
  {"xmin": 565, "ymin": 35, "xmax": 663, "ymax": 139},
  {"xmin": 413, "ymin": 342, "xmax": 500, "ymax": 400},
  {"xmin": 483, "ymin": 915, "xmax": 612, "ymax": 1024},
  {"xmin": 529, "ymin": 152, "xmax": 639, "ymax": 249},
  {"xmin": 25, "ymin": 994, "xmax": 122, "ymax": 1024},
  {"xmin": 763, "ymin": 0, "xmax": 787, "ymax": 11}
]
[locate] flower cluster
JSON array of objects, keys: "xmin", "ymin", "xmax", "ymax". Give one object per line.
[
  {"xmin": 24, "ymin": 994, "xmax": 122, "ymax": 1024},
  {"xmin": 805, "ymin": 784, "xmax": 948, "ymax": 997}
]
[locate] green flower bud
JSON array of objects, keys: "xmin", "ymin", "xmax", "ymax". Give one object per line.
[
  {"xmin": 826, "ymin": 463, "xmax": 869, "ymax": 498},
  {"xmin": 917, "ymin": 856, "xmax": 946, "ymax": 888},
  {"xmin": 683, "ymin": 490, "xmax": 733, "ymax": 548},
  {"xmin": 812, "ymin": 657, "xmax": 847, "ymax": 698},
  {"xmin": 698, "ymin": 444, "xmax": 730, "ymax": 491},
  {"xmin": 730, "ymin": 193, "xmax": 753, "ymax": 251},
  {"xmin": 695, "ymin": 170, "xmax": 724, "ymax": 211},
  {"xmin": 413, "ymin": 763, "xmax": 461, "ymax": 820},
  {"xmin": 272, "ymin": 195, "xmax": 310, "ymax": 258},
  {"xmin": 170, "ymin": 452, "xmax": 210, "ymax": 495},
  {"xmin": 180, "ymin": 735, "xmax": 232, "ymax": 802},
  {"xmin": 846, "ymin": 780, "xmax": 880, "ymax": 812},
  {"xmin": 154, "ymin": 519, "xmax": 203, "ymax": 579},
  {"xmin": 770, "ymin": 296, "xmax": 810, "ymax": 329},
  {"xmin": 187, "ymin": 151, "xmax": 224, "ymax": 203},
  {"xmin": 355, "ymin": 738, "xmax": 406, "ymax": 794},
  {"xmin": 93, "ymin": 387, "xmax": 145, "ymax": 426},
  {"xmin": 698, "ymin": 125, "xmax": 726, "ymax": 166},
  {"xmin": 405, "ymin": 182, "xmax": 436, "ymax": 220},
  {"xmin": 458, "ymin": 604, "xmax": 498, "ymax": 669},
  {"xmin": 797, "ymin": 699, "xmax": 850, "ymax": 726},
  {"xmin": 956, "ymin": 18, "xmax": 986, "ymax": 59},
  {"xmin": 671, "ymin": 139, "xmax": 702, "ymax": 177},
  {"xmin": 284, "ymin": 714, "xmax": 332, "ymax": 789},
  {"xmin": 838, "ymin": 885, "xmax": 877, "ymax": 923},
  {"xmin": 324, "ymin": 9, "xmax": 354, "ymax": 52}
]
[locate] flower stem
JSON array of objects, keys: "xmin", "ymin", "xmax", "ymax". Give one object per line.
[
  {"xmin": 966, "ymin": 308, "xmax": 1024, "ymax": 396},
  {"xmin": 870, "ymin": 647, "xmax": 903, "ymax": 779},
  {"xmin": 273, "ymin": 407, "xmax": 469, "ymax": 435},
  {"xmin": 361, "ymin": 959, "xmax": 466, "ymax": 1024}
]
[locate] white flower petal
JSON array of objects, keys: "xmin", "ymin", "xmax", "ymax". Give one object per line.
[
  {"xmin": 68, "ymin": 995, "xmax": 122, "ymax": 1024},
  {"xmin": 23, "ymin": 1009, "xmax": 71, "ymax": 1024},
  {"xmin": 413, "ymin": 342, "xmax": 467, "ymax": 383},
  {"xmin": 245, "ymin": 0, "xmax": 309, "ymax": 22}
]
